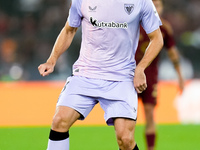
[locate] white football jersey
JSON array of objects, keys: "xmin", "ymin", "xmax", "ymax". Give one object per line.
[{"xmin": 68, "ymin": 0, "xmax": 162, "ymax": 81}]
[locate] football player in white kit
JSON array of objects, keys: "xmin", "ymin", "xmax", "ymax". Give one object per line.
[{"xmin": 38, "ymin": 0, "xmax": 163, "ymax": 149}]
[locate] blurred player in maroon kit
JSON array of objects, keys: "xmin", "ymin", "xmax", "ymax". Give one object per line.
[{"xmin": 135, "ymin": 0, "xmax": 184, "ymax": 150}]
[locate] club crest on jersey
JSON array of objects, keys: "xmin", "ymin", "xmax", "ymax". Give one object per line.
[{"xmin": 124, "ymin": 4, "xmax": 134, "ymax": 15}]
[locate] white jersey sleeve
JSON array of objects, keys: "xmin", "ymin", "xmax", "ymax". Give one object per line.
[
  {"xmin": 67, "ymin": 0, "xmax": 83, "ymax": 27},
  {"xmin": 140, "ymin": 0, "xmax": 162, "ymax": 34}
]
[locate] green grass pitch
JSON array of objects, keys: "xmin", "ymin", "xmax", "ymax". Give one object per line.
[{"xmin": 0, "ymin": 124, "xmax": 199, "ymax": 150}]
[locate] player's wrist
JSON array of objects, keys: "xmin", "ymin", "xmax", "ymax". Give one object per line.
[
  {"xmin": 135, "ymin": 66, "xmax": 145, "ymax": 73},
  {"xmin": 46, "ymin": 57, "xmax": 57, "ymax": 66}
]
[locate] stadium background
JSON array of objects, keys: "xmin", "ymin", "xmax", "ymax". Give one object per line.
[{"xmin": 0, "ymin": 0, "xmax": 200, "ymax": 149}]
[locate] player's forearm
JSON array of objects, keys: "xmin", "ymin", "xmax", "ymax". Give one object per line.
[
  {"xmin": 167, "ymin": 46, "xmax": 184, "ymax": 89},
  {"xmin": 136, "ymin": 28, "xmax": 163, "ymax": 71},
  {"xmin": 173, "ymin": 62, "xmax": 182, "ymax": 79},
  {"xmin": 167, "ymin": 47, "xmax": 181, "ymax": 73},
  {"xmin": 47, "ymin": 22, "xmax": 77, "ymax": 65}
]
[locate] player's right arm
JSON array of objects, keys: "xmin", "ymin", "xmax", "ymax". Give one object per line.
[
  {"xmin": 38, "ymin": 22, "xmax": 78, "ymax": 77},
  {"xmin": 134, "ymin": 28, "xmax": 163, "ymax": 93}
]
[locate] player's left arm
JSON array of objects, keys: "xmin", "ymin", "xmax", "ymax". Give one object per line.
[
  {"xmin": 134, "ymin": 28, "xmax": 163, "ymax": 93},
  {"xmin": 167, "ymin": 46, "xmax": 184, "ymax": 91}
]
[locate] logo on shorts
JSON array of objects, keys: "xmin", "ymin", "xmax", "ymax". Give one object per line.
[
  {"xmin": 61, "ymin": 85, "xmax": 67, "ymax": 93},
  {"xmin": 124, "ymin": 4, "xmax": 134, "ymax": 15}
]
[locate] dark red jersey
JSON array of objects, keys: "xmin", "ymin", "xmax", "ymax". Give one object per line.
[{"xmin": 135, "ymin": 18, "xmax": 176, "ymax": 104}]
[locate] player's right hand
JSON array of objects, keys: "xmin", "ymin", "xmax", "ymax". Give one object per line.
[{"xmin": 38, "ymin": 62, "xmax": 54, "ymax": 77}]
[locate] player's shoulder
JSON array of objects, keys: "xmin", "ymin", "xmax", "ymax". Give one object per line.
[
  {"xmin": 70, "ymin": 0, "xmax": 83, "ymax": 13},
  {"xmin": 160, "ymin": 18, "xmax": 174, "ymax": 35},
  {"xmin": 71, "ymin": 0, "xmax": 83, "ymax": 6},
  {"xmin": 71, "ymin": 0, "xmax": 82, "ymax": 2}
]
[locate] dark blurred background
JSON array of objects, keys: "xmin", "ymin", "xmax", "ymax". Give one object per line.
[{"xmin": 0, "ymin": 0, "xmax": 199, "ymax": 81}]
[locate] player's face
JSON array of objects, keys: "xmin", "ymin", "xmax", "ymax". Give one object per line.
[{"xmin": 153, "ymin": 0, "xmax": 163, "ymax": 16}]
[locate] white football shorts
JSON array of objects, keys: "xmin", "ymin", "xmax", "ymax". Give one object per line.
[{"xmin": 57, "ymin": 76, "xmax": 138, "ymax": 125}]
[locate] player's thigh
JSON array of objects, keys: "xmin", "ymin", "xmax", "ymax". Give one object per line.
[
  {"xmin": 114, "ymin": 118, "xmax": 136, "ymax": 139},
  {"xmin": 52, "ymin": 106, "xmax": 81, "ymax": 131},
  {"xmin": 99, "ymin": 80, "xmax": 138, "ymax": 125},
  {"xmin": 140, "ymin": 84, "xmax": 157, "ymax": 105},
  {"xmin": 55, "ymin": 106, "xmax": 81, "ymax": 123},
  {"xmin": 57, "ymin": 76, "xmax": 98, "ymax": 120}
]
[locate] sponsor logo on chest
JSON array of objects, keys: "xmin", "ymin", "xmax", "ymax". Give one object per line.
[{"xmin": 87, "ymin": 3, "xmax": 135, "ymax": 28}]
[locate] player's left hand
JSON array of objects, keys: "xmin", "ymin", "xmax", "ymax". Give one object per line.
[{"xmin": 134, "ymin": 67, "xmax": 147, "ymax": 93}]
